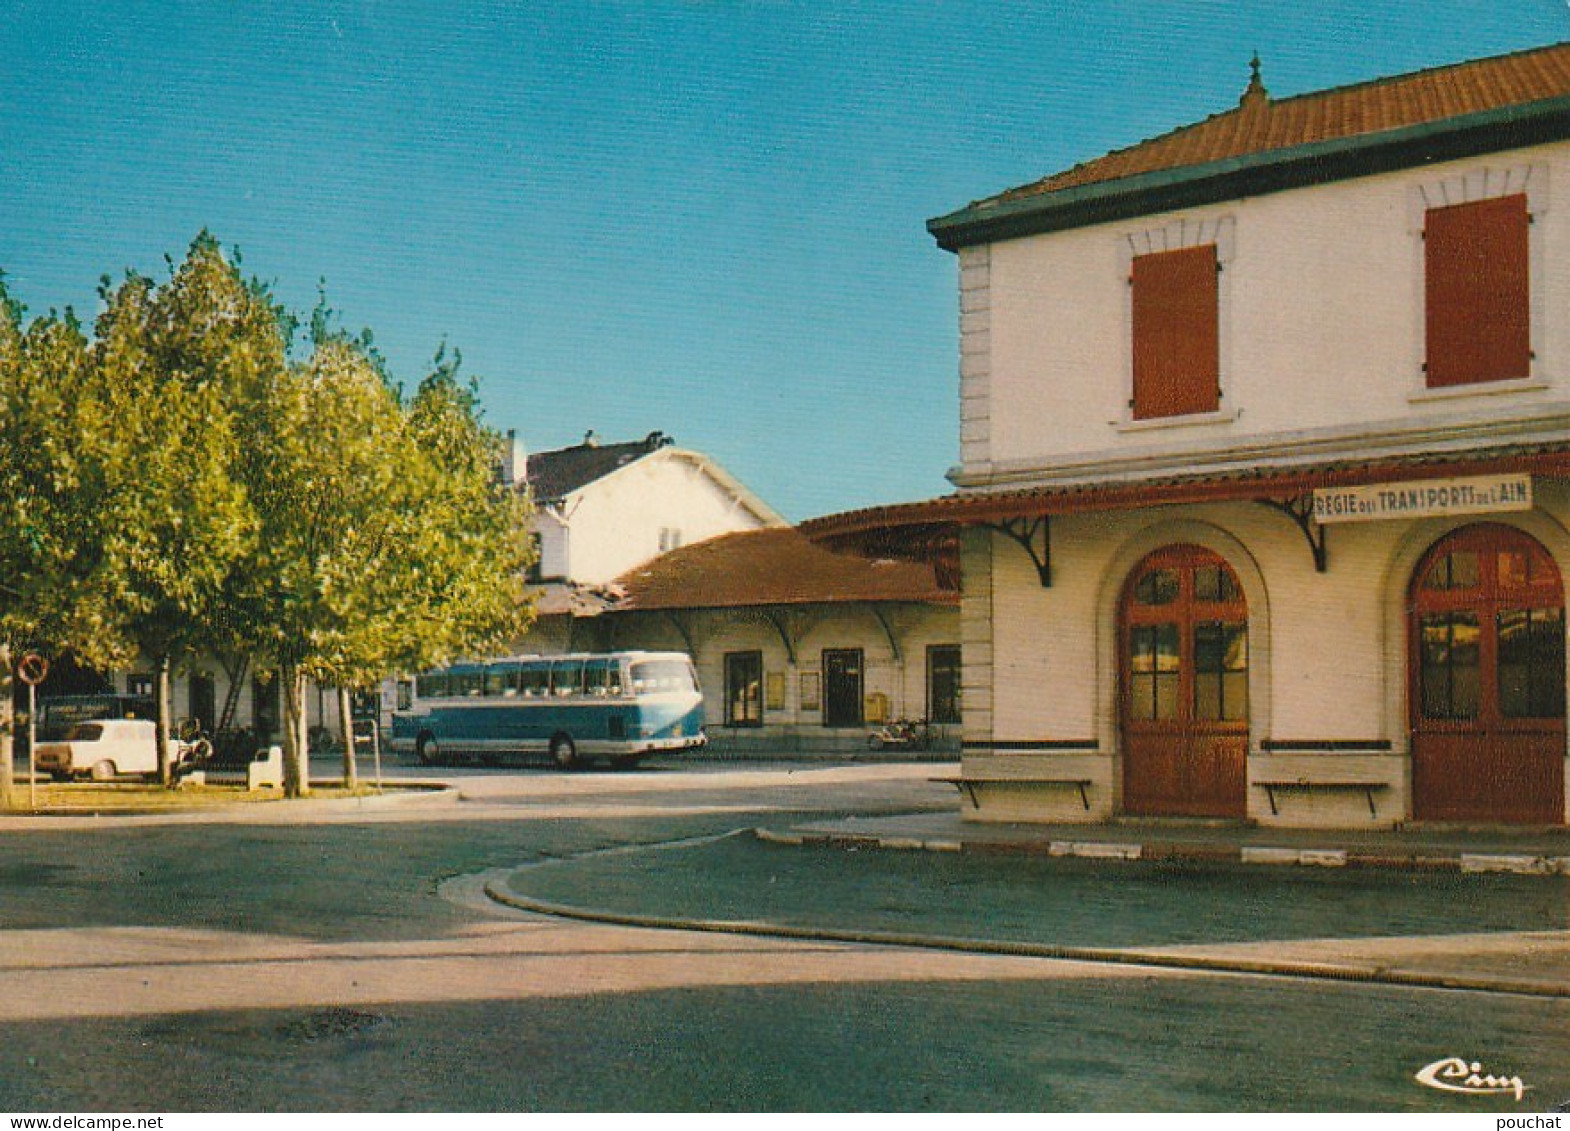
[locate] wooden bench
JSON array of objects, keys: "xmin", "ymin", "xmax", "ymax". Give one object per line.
[
  {"xmin": 933, "ymin": 775, "xmax": 1093, "ymax": 812},
  {"xmin": 1254, "ymin": 777, "xmax": 1390, "ymax": 818}
]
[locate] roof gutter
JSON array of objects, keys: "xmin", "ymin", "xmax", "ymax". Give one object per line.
[{"xmin": 928, "ymin": 95, "xmax": 1570, "ymax": 252}]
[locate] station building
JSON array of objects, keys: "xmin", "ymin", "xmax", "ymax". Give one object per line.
[
  {"xmin": 804, "ymin": 44, "xmax": 1570, "ymax": 827},
  {"xmin": 566, "ymin": 526, "xmax": 959, "ymax": 755}
]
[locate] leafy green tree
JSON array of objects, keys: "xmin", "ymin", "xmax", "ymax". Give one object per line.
[
  {"xmin": 0, "ymin": 290, "xmax": 133, "ymax": 804},
  {"xmin": 0, "ymin": 238, "xmax": 533, "ymax": 802},
  {"xmin": 219, "ymin": 324, "xmax": 534, "ymax": 797},
  {"xmin": 87, "ymin": 245, "xmax": 268, "ymax": 783}
]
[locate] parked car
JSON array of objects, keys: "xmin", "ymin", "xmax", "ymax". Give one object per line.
[{"xmin": 34, "ymin": 718, "xmax": 196, "ymax": 782}]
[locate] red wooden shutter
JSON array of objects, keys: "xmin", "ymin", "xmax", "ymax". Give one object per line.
[
  {"xmin": 1131, "ymin": 245, "xmax": 1220, "ymax": 419},
  {"xmin": 1425, "ymin": 194, "xmax": 1530, "ymax": 387}
]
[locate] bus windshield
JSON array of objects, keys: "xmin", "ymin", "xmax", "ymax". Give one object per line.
[{"xmin": 630, "ymin": 659, "xmax": 696, "ymax": 694}]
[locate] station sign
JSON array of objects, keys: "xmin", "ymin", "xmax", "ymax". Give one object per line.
[{"xmin": 1311, "ymin": 474, "xmax": 1532, "ymax": 525}]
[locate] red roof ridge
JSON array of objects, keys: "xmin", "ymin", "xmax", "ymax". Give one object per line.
[{"xmin": 985, "ymin": 40, "xmax": 1570, "ymax": 208}]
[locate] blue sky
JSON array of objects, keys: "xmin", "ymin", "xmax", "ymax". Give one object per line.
[{"xmin": 4, "ymin": 2, "xmax": 1569, "ymax": 520}]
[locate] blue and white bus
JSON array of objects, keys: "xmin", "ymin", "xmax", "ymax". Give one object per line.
[{"xmin": 390, "ymin": 651, "xmax": 706, "ymax": 769}]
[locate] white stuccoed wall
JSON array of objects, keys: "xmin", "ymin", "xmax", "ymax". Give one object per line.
[
  {"xmin": 964, "ymin": 142, "xmax": 1570, "ymax": 485},
  {"xmin": 544, "ymin": 449, "xmax": 779, "ymax": 585}
]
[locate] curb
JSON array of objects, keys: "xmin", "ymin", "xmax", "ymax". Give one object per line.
[
  {"xmin": 760, "ymin": 827, "xmax": 1570, "ymax": 876},
  {"xmin": 482, "ymin": 873, "xmax": 1570, "ymax": 1000}
]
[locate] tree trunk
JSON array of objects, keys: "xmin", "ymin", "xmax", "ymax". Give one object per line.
[
  {"xmin": 281, "ymin": 664, "xmax": 310, "ymax": 798},
  {"xmin": 155, "ymin": 654, "xmax": 173, "ymax": 787},
  {"xmin": 0, "ymin": 645, "xmax": 13, "ymax": 810},
  {"xmin": 338, "ymin": 686, "xmax": 357, "ymax": 790}
]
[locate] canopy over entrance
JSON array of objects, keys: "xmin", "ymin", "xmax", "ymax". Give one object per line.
[{"xmin": 801, "ymin": 444, "xmax": 1570, "ymax": 588}]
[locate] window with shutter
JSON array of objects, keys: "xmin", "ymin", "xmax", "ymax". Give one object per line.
[
  {"xmin": 1130, "ymin": 244, "xmax": 1220, "ymax": 420},
  {"xmin": 1424, "ymin": 194, "xmax": 1530, "ymax": 388}
]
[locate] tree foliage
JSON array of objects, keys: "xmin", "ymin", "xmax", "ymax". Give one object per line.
[{"xmin": 0, "ymin": 237, "xmax": 537, "ymax": 801}]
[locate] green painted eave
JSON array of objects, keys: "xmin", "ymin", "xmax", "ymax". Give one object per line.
[{"xmin": 928, "ymin": 94, "xmax": 1570, "ymax": 252}]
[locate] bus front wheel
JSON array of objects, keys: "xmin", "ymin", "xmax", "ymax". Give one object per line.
[
  {"xmin": 549, "ymin": 734, "xmax": 578, "ymax": 770},
  {"xmin": 416, "ymin": 733, "xmax": 441, "ymax": 766}
]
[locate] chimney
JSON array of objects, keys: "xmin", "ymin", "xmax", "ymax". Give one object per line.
[{"xmin": 498, "ymin": 428, "xmax": 527, "ymax": 486}]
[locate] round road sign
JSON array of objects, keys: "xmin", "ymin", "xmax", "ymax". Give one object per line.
[{"xmin": 17, "ymin": 652, "xmax": 48, "ymax": 686}]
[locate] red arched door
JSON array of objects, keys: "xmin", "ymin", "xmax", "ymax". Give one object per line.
[
  {"xmin": 1121, "ymin": 545, "xmax": 1249, "ymax": 817},
  {"xmin": 1410, "ymin": 524, "xmax": 1565, "ymax": 824}
]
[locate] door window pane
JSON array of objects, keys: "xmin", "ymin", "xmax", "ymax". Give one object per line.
[
  {"xmin": 1425, "ymin": 551, "xmax": 1480, "ymax": 591},
  {"xmin": 1421, "ymin": 613, "xmax": 1480, "ymax": 719},
  {"xmin": 1194, "ymin": 621, "xmax": 1248, "ymax": 721},
  {"xmin": 1498, "ymin": 551, "xmax": 1530, "ymax": 589},
  {"xmin": 1133, "ymin": 569, "xmax": 1179, "ymax": 606},
  {"xmin": 1193, "ymin": 565, "xmax": 1239, "ymax": 603},
  {"xmin": 1499, "ymin": 607, "xmax": 1566, "ymax": 719},
  {"xmin": 1129, "ymin": 623, "xmax": 1179, "ymax": 721}
]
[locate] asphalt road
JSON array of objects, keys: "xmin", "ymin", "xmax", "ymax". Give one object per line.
[{"xmin": 0, "ymin": 758, "xmax": 1563, "ymax": 1112}]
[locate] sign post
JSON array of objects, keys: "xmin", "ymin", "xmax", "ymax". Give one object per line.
[{"xmin": 17, "ymin": 653, "xmax": 48, "ymax": 810}]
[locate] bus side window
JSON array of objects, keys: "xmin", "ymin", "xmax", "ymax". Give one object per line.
[
  {"xmin": 519, "ymin": 662, "xmax": 549, "ymax": 698},
  {"xmin": 607, "ymin": 663, "xmax": 626, "ymax": 698},
  {"xmin": 485, "ymin": 665, "xmax": 514, "ymax": 698},
  {"xmin": 584, "ymin": 658, "xmax": 611, "ymax": 697},
  {"xmin": 550, "ymin": 660, "xmax": 584, "ymax": 698}
]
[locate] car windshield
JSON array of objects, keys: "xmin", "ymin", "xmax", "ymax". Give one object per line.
[
  {"xmin": 65, "ymin": 723, "xmax": 104, "ymax": 741},
  {"xmin": 629, "ymin": 660, "xmax": 696, "ymax": 694}
]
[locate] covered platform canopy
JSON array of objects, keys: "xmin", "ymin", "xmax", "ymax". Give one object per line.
[{"xmin": 799, "ymin": 442, "xmax": 1570, "ymax": 588}]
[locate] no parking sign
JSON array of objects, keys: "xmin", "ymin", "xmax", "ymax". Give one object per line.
[{"xmin": 16, "ymin": 652, "xmax": 47, "ymax": 686}]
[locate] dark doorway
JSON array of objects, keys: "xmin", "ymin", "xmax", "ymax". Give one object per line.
[{"xmin": 823, "ymin": 649, "xmax": 864, "ymax": 728}]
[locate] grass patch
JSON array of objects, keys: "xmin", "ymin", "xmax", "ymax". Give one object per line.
[{"xmin": 5, "ymin": 782, "xmax": 392, "ymax": 811}]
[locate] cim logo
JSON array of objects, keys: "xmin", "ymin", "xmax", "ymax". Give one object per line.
[{"xmin": 1415, "ymin": 1057, "xmax": 1528, "ymax": 1101}]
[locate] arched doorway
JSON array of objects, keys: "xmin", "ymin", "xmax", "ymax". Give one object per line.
[
  {"xmin": 1409, "ymin": 524, "xmax": 1565, "ymax": 824},
  {"xmin": 1120, "ymin": 545, "xmax": 1249, "ymax": 817}
]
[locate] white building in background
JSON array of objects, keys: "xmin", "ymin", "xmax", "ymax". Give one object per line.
[
  {"xmin": 805, "ymin": 44, "xmax": 1570, "ymax": 827},
  {"xmin": 513, "ymin": 434, "xmax": 961, "ymax": 754},
  {"xmin": 523, "ymin": 430, "xmax": 784, "ymax": 588}
]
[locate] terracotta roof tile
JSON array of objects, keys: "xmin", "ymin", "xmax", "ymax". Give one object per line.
[
  {"xmin": 991, "ymin": 42, "xmax": 1570, "ymax": 206},
  {"xmin": 611, "ymin": 527, "xmax": 955, "ymax": 612}
]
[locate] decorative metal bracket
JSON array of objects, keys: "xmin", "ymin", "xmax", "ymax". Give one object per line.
[
  {"xmin": 1259, "ymin": 496, "xmax": 1327, "ymax": 573},
  {"xmin": 983, "ymin": 515, "xmax": 1052, "ymax": 587}
]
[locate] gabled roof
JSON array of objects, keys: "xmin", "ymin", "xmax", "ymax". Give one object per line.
[
  {"xmin": 931, "ymin": 42, "xmax": 1570, "ymax": 250},
  {"xmin": 610, "ymin": 527, "xmax": 955, "ymax": 612},
  {"xmin": 525, "ymin": 431, "xmax": 675, "ymax": 504},
  {"xmin": 524, "ymin": 431, "xmax": 785, "ymax": 526}
]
